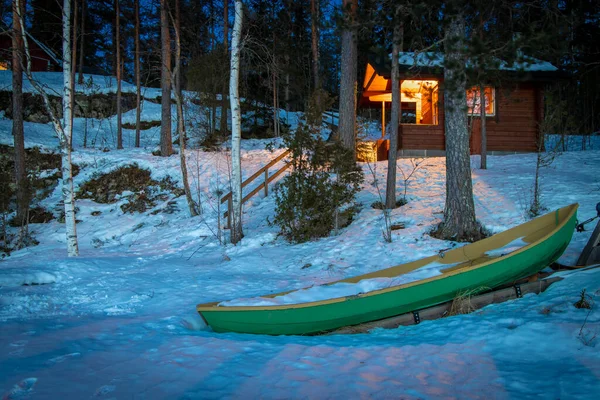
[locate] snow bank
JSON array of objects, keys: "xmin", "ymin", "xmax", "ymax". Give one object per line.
[{"xmin": 0, "ymin": 271, "xmax": 58, "ymax": 287}]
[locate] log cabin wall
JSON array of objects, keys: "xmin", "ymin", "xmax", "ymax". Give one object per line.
[
  {"xmin": 401, "ymin": 116, "xmax": 446, "ymax": 150},
  {"xmin": 397, "ymin": 83, "xmax": 540, "ymax": 154},
  {"xmin": 469, "ymin": 83, "xmax": 540, "ymax": 153}
]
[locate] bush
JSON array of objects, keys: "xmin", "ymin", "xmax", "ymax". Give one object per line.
[{"xmin": 272, "ymin": 109, "xmax": 363, "ymax": 243}]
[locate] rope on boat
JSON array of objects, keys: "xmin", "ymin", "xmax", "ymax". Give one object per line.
[{"xmin": 576, "ymin": 202, "xmax": 600, "ymax": 232}]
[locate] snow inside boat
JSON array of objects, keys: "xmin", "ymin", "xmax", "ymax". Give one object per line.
[{"xmin": 197, "ymin": 204, "xmax": 578, "ymax": 335}]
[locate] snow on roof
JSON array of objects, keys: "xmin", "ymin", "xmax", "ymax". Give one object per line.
[
  {"xmin": 397, "ymin": 52, "xmax": 558, "ymax": 72},
  {"xmin": 0, "ymin": 20, "xmax": 62, "ymax": 67},
  {"xmin": 26, "ymin": 32, "xmax": 62, "ymax": 68}
]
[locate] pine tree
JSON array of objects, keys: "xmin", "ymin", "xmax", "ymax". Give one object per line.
[
  {"xmin": 12, "ymin": 0, "xmax": 28, "ymax": 228},
  {"xmin": 160, "ymin": 0, "xmax": 173, "ymax": 156},
  {"xmin": 436, "ymin": 6, "xmax": 482, "ymax": 242},
  {"xmin": 384, "ymin": 3, "xmax": 405, "ymax": 211},
  {"xmin": 338, "ymin": 0, "xmax": 358, "ymax": 156},
  {"xmin": 134, "ymin": 0, "xmax": 142, "ymax": 147}
]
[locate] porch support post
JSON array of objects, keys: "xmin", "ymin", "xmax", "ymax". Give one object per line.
[{"xmin": 381, "ymin": 101, "xmax": 386, "ymax": 138}]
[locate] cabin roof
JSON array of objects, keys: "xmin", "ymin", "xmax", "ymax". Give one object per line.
[
  {"xmin": 367, "ymin": 51, "xmax": 563, "ymax": 81},
  {"xmin": 0, "ymin": 21, "xmax": 62, "ymax": 68},
  {"xmin": 397, "ymin": 52, "xmax": 557, "ymax": 72}
]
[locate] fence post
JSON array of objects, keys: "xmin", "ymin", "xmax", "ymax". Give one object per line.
[
  {"xmin": 264, "ymin": 168, "xmax": 269, "ymax": 196},
  {"xmin": 227, "ymin": 197, "xmax": 232, "ymax": 230}
]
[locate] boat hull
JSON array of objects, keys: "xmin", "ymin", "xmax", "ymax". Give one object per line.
[{"xmin": 197, "ymin": 204, "xmax": 578, "ymax": 335}]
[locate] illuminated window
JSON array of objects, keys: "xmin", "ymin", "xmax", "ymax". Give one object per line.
[
  {"xmin": 0, "ymin": 61, "xmax": 8, "ymax": 70},
  {"xmin": 467, "ymin": 86, "xmax": 495, "ymax": 116}
]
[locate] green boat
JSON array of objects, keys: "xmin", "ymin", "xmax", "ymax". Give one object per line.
[{"xmin": 197, "ymin": 204, "xmax": 578, "ymax": 335}]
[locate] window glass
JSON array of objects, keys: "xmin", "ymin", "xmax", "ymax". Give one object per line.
[{"xmin": 467, "ymin": 86, "xmax": 495, "ymax": 116}]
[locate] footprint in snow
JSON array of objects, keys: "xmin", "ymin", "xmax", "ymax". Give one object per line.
[
  {"xmin": 46, "ymin": 352, "xmax": 81, "ymax": 365},
  {"xmin": 2, "ymin": 377, "xmax": 37, "ymax": 400},
  {"xmin": 93, "ymin": 385, "xmax": 116, "ymax": 397}
]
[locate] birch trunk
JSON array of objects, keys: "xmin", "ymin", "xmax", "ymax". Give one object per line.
[
  {"xmin": 115, "ymin": 0, "xmax": 123, "ymax": 149},
  {"xmin": 13, "ymin": 0, "xmax": 28, "ymax": 226},
  {"xmin": 17, "ymin": 0, "xmax": 79, "ymax": 256},
  {"xmin": 385, "ymin": 16, "xmax": 402, "ymax": 209},
  {"xmin": 439, "ymin": 13, "xmax": 480, "ymax": 242},
  {"xmin": 480, "ymin": 84, "xmax": 487, "ymax": 169},
  {"xmin": 338, "ymin": 0, "xmax": 357, "ymax": 155},
  {"xmin": 135, "ymin": 0, "xmax": 141, "ymax": 147},
  {"xmin": 61, "ymin": 0, "xmax": 79, "ymax": 255},
  {"xmin": 229, "ymin": 0, "xmax": 244, "ymax": 244},
  {"xmin": 160, "ymin": 0, "xmax": 173, "ymax": 156}
]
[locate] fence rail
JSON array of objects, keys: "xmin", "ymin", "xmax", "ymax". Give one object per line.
[{"xmin": 222, "ymin": 149, "xmax": 292, "ymax": 228}]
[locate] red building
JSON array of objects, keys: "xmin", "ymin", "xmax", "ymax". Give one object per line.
[
  {"xmin": 0, "ymin": 29, "xmax": 62, "ymax": 72},
  {"xmin": 361, "ymin": 52, "xmax": 562, "ymax": 157}
]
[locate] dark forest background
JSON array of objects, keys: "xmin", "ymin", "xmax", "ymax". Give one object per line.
[{"xmin": 1, "ymin": 0, "xmax": 599, "ymax": 135}]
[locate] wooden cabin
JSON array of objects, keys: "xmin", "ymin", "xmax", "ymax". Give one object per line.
[
  {"xmin": 0, "ymin": 28, "xmax": 62, "ymax": 72},
  {"xmin": 360, "ymin": 52, "xmax": 561, "ymax": 157}
]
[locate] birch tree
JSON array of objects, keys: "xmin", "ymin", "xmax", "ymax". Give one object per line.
[
  {"xmin": 437, "ymin": 9, "xmax": 482, "ymax": 242},
  {"xmin": 17, "ymin": 0, "xmax": 79, "ymax": 256},
  {"xmin": 338, "ymin": 0, "xmax": 358, "ymax": 157},
  {"xmin": 229, "ymin": 0, "xmax": 244, "ymax": 244}
]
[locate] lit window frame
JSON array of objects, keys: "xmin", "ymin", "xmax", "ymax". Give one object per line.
[{"xmin": 467, "ymin": 86, "xmax": 496, "ymax": 117}]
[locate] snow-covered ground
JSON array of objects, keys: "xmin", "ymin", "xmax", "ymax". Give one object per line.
[{"xmin": 1, "ymin": 75, "xmax": 600, "ymax": 398}]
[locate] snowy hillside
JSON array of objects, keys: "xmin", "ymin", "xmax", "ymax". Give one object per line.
[{"xmin": 1, "ymin": 73, "xmax": 600, "ymax": 398}]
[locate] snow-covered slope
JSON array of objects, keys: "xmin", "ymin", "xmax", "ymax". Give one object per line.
[{"xmin": 1, "ymin": 74, "xmax": 599, "ymax": 398}]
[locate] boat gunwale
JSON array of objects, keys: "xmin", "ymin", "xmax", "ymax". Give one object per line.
[{"xmin": 196, "ymin": 204, "xmax": 578, "ymax": 313}]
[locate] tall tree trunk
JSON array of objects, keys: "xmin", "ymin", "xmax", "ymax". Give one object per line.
[
  {"xmin": 220, "ymin": 0, "xmax": 229, "ymax": 134},
  {"xmin": 135, "ymin": 0, "xmax": 141, "ymax": 147},
  {"xmin": 160, "ymin": 0, "xmax": 172, "ymax": 156},
  {"xmin": 209, "ymin": 0, "xmax": 215, "ymax": 50},
  {"xmin": 70, "ymin": 0, "xmax": 78, "ymax": 139},
  {"xmin": 17, "ymin": 0, "xmax": 79, "ymax": 256},
  {"xmin": 62, "ymin": 0, "xmax": 78, "ymax": 256},
  {"xmin": 385, "ymin": 15, "xmax": 402, "ymax": 209},
  {"xmin": 338, "ymin": 0, "xmax": 358, "ymax": 156},
  {"xmin": 439, "ymin": 12, "xmax": 480, "ymax": 241},
  {"xmin": 479, "ymin": 84, "xmax": 487, "ymax": 169},
  {"xmin": 111, "ymin": 0, "xmax": 116, "ymax": 75},
  {"xmin": 284, "ymin": 0, "xmax": 291, "ymax": 118},
  {"xmin": 229, "ymin": 0, "xmax": 244, "ymax": 244},
  {"xmin": 77, "ymin": 0, "xmax": 85, "ymax": 84},
  {"xmin": 172, "ymin": 0, "xmax": 197, "ymax": 217},
  {"xmin": 271, "ymin": 4, "xmax": 279, "ymax": 137},
  {"xmin": 310, "ymin": 0, "xmax": 320, "ymax": 94},
  {"xmin": 115, "ymin": 0, "xmax": 122, "ymax": 149},
  {"xmin": 12, "ymin": 0, "xmax": 28, "ymax": 226}
]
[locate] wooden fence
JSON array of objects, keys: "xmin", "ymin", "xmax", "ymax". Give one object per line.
[{"xmin": 221, "ymin": 149, "xmax": 292, "ymax": 228}]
